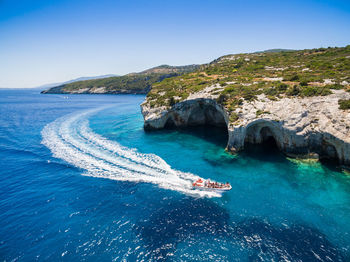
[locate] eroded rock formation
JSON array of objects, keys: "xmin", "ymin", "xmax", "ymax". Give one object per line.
[
  {"xmin": 142, "ymin": 98, "xmax": 228, "ymax": 130},
  {"xmin": 141, "ymin": 90, "xmax": 350, "ymax": 167}
]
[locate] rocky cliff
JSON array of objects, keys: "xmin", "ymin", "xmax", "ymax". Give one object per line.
[
  {"xmin": 141, "ymin": 90, "xmax": 350, "ymax": 166},
  {"xmin": 141, "ymin": 46, "xmax": 350, "ymax": 167}
]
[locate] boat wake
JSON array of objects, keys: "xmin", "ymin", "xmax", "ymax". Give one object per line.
[{"xmin": 41, "ymin": 108, "xmax": 221, "ymax": 198}]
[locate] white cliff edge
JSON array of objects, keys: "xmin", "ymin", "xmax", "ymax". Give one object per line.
[{"xmin": 141, "ymin": 89, "xmax": 350, "ymax": 167}]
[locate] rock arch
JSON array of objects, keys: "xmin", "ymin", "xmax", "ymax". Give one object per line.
[
  {"xmin": 143, "ymin": 98, "xmax": 350, "ymax": 167},
  {"xmin": 243, "ymin": 119, "xmax": 283, "ymax": 149},
  {"xmin": 164, "ymin": 117, "xmax": 176, "ymax": 129},
  {"xmin": 155, "ymin": 99, "xmax": 229, "ymax": 129},
  {"xmin": 227, "ymin": 119, "xmax": 301, "ymax": 156},
  {"xmin": 316, "ymin": 138, "xmax": 341, "ymax": 163},
  {"xmin": 227, "ymin": 119, "xmax": 348, "ymax": 165},
  {"xmin": 186, "ymin": 102, "xmax": 227, "ymax": 127},
  {"xmin": 147, "ymin": 98, "xmax": 230, "ymax": 146}
]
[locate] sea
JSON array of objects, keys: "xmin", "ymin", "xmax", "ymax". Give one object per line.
[{"xmin": 1, "ymin": 88, "xmax": 350, "ymax": 261}]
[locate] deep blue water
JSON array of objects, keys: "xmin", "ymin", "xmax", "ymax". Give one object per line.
[{"xmin": 1, "ymin": 89, "xmax": 350, "ymax": 261}]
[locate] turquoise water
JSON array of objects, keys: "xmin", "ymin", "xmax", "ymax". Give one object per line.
[{"xmin": 1, "ymin": 89, "xmax": 350, "ymax": 261}]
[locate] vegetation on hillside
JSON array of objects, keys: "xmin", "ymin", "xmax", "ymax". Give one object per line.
[
  {"xmin": 42, "ymin": 65, "xmax": 200, "ymax": 94},
  {"xmin": 339, "ymin": 99, "xmax": 350, "ymax": 110},
  {"xmin": 147, "ymin": 46, "xmax": 350, "ymax": 119}
]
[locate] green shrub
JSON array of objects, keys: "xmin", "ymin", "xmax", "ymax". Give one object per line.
[
  {"xmin": 223, "ymin": 86, "xmax": 237, "ymax": 94},
  {"xmin": 263, "ymin": 87, "xmax": 278, "ymax": 96},
  {"xmin": 276, "ymin": 82, "xmax": 288, "ymax": 92},
  {"xmin": 150, "ymin": 101, "xmax": 157, "ymax": 108},
  {"xmin": 229, "ymin": 112, "xmax": 239, "ymax": 122},
  {"xmin": 300, "ymin": 81, "xmax": 309, "ymax": 86},
  {"xmin": 339, "ymin": 99, "xmax": 350, "ymax": 110},
  {"xmin": 256, "ymin": 110, "xmax": 270, "ymax": 116},
  {"xmin": 301, "ymin": 86, "xmax": 332, "ymax": 97},
  {"xmin": 317, "ymin": 87, "xmax": 332, "ymax": 96},
  {"xmin": 217, "ymin": 94, "xmax": 227, "ymax": 104},
  {"xmin": 234, "ymin": 61, "xmax": 244, "ymax": 69},
  {"xmin": 219, "ymin": 81, "xmax": 228, "ymax": 86},
  {"xmin": 286, "ymin": 85, "xmax": 300, "ymax": 96},
  {"xmin": 301, "ymin": 87, "xmax": 316, "ymax": 96},
  {"xmin": 256, "ymin": 109, "xmax": 263, "ymax": 116},
  {"xmin": 233, "ymin": 98, "xmax": 243, "ymax": 106},
  {"xmin": 227, "ymin": 104, "xmax": 236, "ymax": 112},
  {"xmin": 169, "ymin": 97, "xmax": 176, "ymax": 106},
  {"xmin": 326, "ymin": 84, "xmax": 343, "ymax": 90},
  {"xmin": 284, "ymin": 74, "xmax": 299, "ymax": 81},
  {"xmin": 256, "ymin": 109, "xmax": 271, "ymax": 116},
  {"xmin": 267, "ymin": 95, "xmax": 278, "ymax": 101},
  {"xmin": 242, "ymin": 90, "xmax": 256, "ymax": 101}
]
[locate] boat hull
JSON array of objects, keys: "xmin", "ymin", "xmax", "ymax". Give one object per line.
[{"xmin": 193, "ymin": 185, "xmax": 232, "ymax": 192}]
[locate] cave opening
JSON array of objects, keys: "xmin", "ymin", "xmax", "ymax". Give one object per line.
[
  {"xmin": 164, "ymin": 117, "xmax": 176, "ymax": 129},
  {"xmin": 164, "ymin": 103, "xmax": 228, "ymax": 148},
  {"xmin": 318, "ymin": 142, "xmax": 340, "ymax": 167},
  {"xmin": 187, "ymin": 104, "xmax": 227, "ymax": 127},
  {"xmin": 243, "ymin": 124, "xmax": 284, "ymax": 161},
  {"xmin": 259, "ymin": 127, "xmax": 279, "ymax": 151}
]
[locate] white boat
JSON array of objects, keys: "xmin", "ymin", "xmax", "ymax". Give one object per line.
[{"xmin": 192, "ymin": 178, "xmax": 232, "ymax": 191}]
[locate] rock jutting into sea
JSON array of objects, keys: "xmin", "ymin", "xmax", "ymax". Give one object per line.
[
  {"xmin": 141, "ymin": 90, "xmax": 350, "ymax": 166},
  {"xmin": 141, "ymin": 46, "xmax": 350, "ymax": 167}
]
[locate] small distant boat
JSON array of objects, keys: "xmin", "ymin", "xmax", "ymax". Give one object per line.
[{"xmin": 192, "ymin": 178, "xmax": 232, "ymax": 191}]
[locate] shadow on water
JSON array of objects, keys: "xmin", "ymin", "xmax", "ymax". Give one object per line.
[
  {"xmin": 134, "ymin": 197, "xmax": 345, "ymax": 261},
  {"xmin": 145, "ymin": 124, "xmax": 229, "ymax": 148},
  {"xmin": 243, "ymin": 137, "xmax": 346, "ymax": 174},
  {"xmin": 319, "ymin": 157, "xmax": 347, "ymax": 173},
  {"xmin": 242, "ymin": 137, "xmax": 289, "ymax": 164}
]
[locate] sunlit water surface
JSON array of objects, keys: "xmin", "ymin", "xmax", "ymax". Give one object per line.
[{"xmin": 1, "ymin": 89, "xmax": 350, "ymax": 261}]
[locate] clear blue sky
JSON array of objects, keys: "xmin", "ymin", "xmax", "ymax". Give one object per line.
[{"xmin": 1, "ymin": 0, "xmax": 350, "ymax": 88}]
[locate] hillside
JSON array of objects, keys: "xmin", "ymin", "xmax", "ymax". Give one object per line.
[
  {"xmin": 141, "ymin": 46, "xmax": 350, "ymax": 167},
  {"xmin": 36, "ymin": 74, "xmax": 117, "ymax": 90},
  {"xmin": 146, "ymin": 46, "xmax": 350, "ymax": 109},
  {"xmin": 41, "ymin": 65, "xmax": 199, "ymax": 94}
]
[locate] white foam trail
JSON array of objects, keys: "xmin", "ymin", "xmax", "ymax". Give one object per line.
[{"xmin": 41, "ymin": 108, "xmax": 221, "ymax": 198}]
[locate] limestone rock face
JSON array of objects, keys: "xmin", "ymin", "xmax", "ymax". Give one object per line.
[
  {"xmin": 141, "ymin": 90, "xmax": 350, "ymax": 166},
  {"xmin": 141, "ymin": 98, "xmax": 228, "ymax": 130}
]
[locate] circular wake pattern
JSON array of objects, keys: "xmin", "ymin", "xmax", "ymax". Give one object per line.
[{"xmin": 41, "ymin": 108, "xmax": 221, "ymax": 198}]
